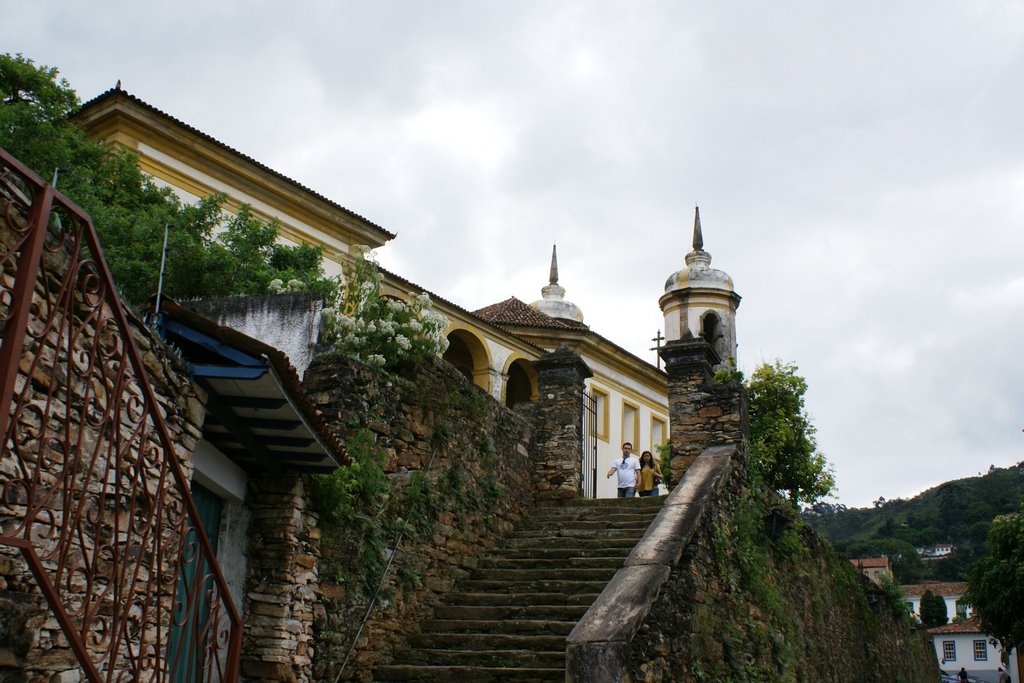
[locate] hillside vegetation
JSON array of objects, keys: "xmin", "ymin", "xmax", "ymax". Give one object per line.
[{"xmin": 805, "ymin": 463, "xmax": 1024, "ymax": 583}]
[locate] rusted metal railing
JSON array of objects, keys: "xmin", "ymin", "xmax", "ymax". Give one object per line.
[{"xmin": 0, "ymin": 147, "xmax": 241, "ymax": 681}]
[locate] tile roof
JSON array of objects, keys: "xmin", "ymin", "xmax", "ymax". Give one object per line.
[
  {"xmin": 850, "ymin": 557, "xmax": 890, "ymax": 568},
  {"xmin": 474, "ymin": 297, "xmax": 585, "ymax": 329},
  {"xmin": 929, "ymin": 617, "xmax": 983, "ymax": 635},
  {"xmin": 75, "ymin": 88, "xmax": 395, "ymax": 243},
  {"xmin": 902, "ymin": 582, "xmax": 968, "ymax": 598}
]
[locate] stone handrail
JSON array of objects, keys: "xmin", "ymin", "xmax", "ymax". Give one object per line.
[{"xmin": 565, "ymin": 445, "xmax": 737, "ymax": 682}]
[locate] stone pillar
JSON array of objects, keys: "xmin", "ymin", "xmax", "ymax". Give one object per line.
[
  {"xmin": 241, "ymin": 473, "xmax": 321, "ymax": 683},
  {"xmin": 531, "ymin": 346, "xmax": 593, "ymax": 501},
  {"xmin": 660, "ymin": 333, "xmax": 747, "ymax": 484}
]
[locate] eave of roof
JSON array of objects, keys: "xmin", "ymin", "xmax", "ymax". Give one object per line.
[
  {"xmin": 73, "ymin": 88, "xmax": 395, "ymax": 247},
  {"xmin": 901, "ymin": 581, "xmax": 968, "ymax": 598},
  {"xmin": 157, "ymin": 297, "xmax": 348, "ymax": 471},
  {"xmin": 929, "ymin": 617, "xmax": 983, "ymax": 635}
]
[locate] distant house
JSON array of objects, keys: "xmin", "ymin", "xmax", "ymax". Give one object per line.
[
  {"xmin": 850, "ymin": 557, "xmax": 892, "ymax": 583},
  {"xmin": 902, "ymin": 582, "xmax": 972, "ymax": 621},
  {"xmin": 929, "ymin": 618, "xmax": 1019, "ymax": 683},
  {"xmin": 917, "ymin": 543, "xmax": 956, "ymax": 560}
]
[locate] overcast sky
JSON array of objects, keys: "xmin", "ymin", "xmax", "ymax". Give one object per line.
[{"xmin": 6, "ymin": 1, "xmax": 1023, "ymax": 507}]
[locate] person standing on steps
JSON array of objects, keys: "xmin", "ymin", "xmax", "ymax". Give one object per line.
[
  {"xmin": 636, "ymin": 450, "xmax": 662, "ymax": 497},
  {"xmin": 958, "ymin": 667, "xmax": 969, "ymax": 682},
  {"xmin": 606, "ymin": 442, "xmax": 641, "ymax": 498}
]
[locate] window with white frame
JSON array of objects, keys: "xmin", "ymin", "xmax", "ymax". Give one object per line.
[
  {"xmin": 956, "ymin": 600, "xmax": 969, "ymax": 620},
  {"xmin": 974, "ymin": 640, "xmax": 987, "ymax": 661},
  {"xmin": 943, "ymin": 641, "xmax": 956, "ymax": 662}
]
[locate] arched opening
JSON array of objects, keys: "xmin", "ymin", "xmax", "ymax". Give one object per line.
[
  {"xmin": 504, "ymin": 358, "xmax": 537, "ymax": 407},
  {"xmin": 443, "ymin": 329, "xmax": 491, "ymax": 392},
  {"xmin": 700, "ymin": 311, "xmax": 726, "ymax": 359}
]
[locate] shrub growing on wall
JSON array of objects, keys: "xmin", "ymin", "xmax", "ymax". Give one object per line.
[{"xmin": 322, "ymin": 246, "xmax": 449, "ymax": 369}]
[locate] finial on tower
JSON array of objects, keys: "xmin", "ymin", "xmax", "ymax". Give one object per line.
[
  {"xmin": 692, "ymin": 206, "xmax": 703, "ymax": 251},
  {"xmin": 549, "ymin": 244, "xmax": 559, "ymax": 285}
]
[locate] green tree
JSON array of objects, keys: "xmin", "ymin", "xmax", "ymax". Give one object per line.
[
  {"xmin": 919, "ymin": 589, "xmax": 948, "ymax": 627},
  {"xmin": 746, "ymin": 360, "xmax": 835, "ymax": 506},
  {"xmin": 0, "ymin": 53, "xmax": 333, "ymax": 305},
  {"xmin": 964, "ymin": 502, "xmax": 1024, "ymax": 657}
]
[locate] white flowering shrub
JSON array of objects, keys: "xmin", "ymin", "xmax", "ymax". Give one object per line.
[{"xmin": 322, "ymin": 246, "xmax": 450, "ymax": 369}]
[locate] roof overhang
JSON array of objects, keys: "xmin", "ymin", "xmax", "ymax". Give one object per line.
[{"xmin": 155, "ymin": 299, "xmax": 346, "ymax": 474}]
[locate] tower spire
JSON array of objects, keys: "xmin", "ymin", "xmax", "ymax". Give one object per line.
[
  {"xmin": 692, "ymin": 206, "xmax": 703, "ymax": 251},
  {"xmin": 549, "ymin": 244, "xmax": 559, "ymax": 285}
]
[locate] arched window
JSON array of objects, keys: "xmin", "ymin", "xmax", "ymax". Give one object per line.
[
  {"xmin": 701, "ymin": 311, "xmax": 725, "ymax": 358},
  {"xmin": 504, "ymin": 358, "xmax": 537, "ymax": 407}
]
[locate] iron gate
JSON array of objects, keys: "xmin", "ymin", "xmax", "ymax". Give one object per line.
[
  {"xmin": 0, "ymin": 147, "xmax": 241, "ymax": 681},
  {"xmin": 582, "ymin": 390, "xmax": 598, "ymax": 498}
]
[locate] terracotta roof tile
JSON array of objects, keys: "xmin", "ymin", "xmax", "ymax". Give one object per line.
[
  {"xmin": 75, "ymin": 88, "xmax": 395, "ymax": 243},
  {"xmin": 901, "ymin": 582, "xmax": 968, "ymax": 598},
  {"xmin": 929, "ymin": 617, "xmax": 983, "ymax": 635},
  {"xmin": 850, "ymin": 557, "xmax": 890, "ymax": 568},
  {"xmin": 474, "ymin": 297, "xmax": 581, "ymax": 329}
]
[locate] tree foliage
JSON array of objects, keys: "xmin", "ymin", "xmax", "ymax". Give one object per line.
[
  {"xmin": 746, "ymin": 360, "xmax": 836, "ymax": 506},
  {"xmin": 0, "ymin": 52, "xmax": 333, "ymax": 305},
  {"xmin": 965, "ymin": 501, "xmax": 1024, "ymax": 653},
  {"xmin": 919, "ymin": 589, "xmax": 948, "ymax": 628}
]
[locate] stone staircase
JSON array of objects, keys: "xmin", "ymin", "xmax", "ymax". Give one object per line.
[{"xmin": 373, "ymin": 495, "xmax": 665, "ymax": 682}]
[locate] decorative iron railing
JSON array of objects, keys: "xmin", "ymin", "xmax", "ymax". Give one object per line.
[{"xmin": 0, "ymin": 147, "xmax": 241, "ymax": 681}]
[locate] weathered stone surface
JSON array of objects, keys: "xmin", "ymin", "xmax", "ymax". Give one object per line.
[{"xmin": 302, "ymin": 354, "xmax": 534, "ymax": 682}]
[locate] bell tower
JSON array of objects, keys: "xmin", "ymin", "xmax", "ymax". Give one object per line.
[{"xmin": 658, "ymin": 207, "xmax": 741, "ymax": 369}]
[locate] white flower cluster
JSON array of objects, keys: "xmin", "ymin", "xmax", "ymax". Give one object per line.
[
  {"xmin": 268, "ymin": 278, "xmax": 307, "ymax": 294},
  {"xmin": 322, "ymin": 247, "xmax": 450, "ymax": 368}
]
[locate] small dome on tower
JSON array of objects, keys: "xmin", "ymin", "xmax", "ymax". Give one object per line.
[
  {"xmin": 664, "ymin": 207, "xmax": 734, "ymax": 294},
  {"xmin": 531, "ymin": 245, "xmax": 584, "ymax": 323}
]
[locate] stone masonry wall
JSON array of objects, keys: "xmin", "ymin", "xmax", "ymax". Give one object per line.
[
  {"xmin": 301, "ymin": 354, "xmax": 535, "ymax": 682},
  {"xmin": 661, "ymin": 335, "xmax": 746, "ymax": 484},
  {"xmin": 530, "ymin": 346, "xmax": 592, "ymax": 501},
  {"xmin": 241, "ymin": 474, "xmax": 322, "ymax": 683},
  {"xmin": 1, "ymin": 216, "xmax": 206, "ymax": 681},
  {"xmin": 629, "ymin": 458, "xmax": 939, "ymax": 682}
]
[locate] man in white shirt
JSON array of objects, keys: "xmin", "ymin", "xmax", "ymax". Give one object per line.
[{"xmin": 606, "ymin": 442, "xmax": 641, "ymax": 498}]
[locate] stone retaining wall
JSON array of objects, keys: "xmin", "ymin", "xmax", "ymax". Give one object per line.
[{"xmin": 302, "ymin": 354, "xmax": 535, "ymax": 682}]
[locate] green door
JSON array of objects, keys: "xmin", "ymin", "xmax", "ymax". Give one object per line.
[{"xmin": 168, "ymin": 483, "xmax": 223, "ymax": 682}]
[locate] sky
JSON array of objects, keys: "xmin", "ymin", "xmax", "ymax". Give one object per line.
[{"xmin": 5, "ymin": 1, "xmax": 1023, "ymax": 507}]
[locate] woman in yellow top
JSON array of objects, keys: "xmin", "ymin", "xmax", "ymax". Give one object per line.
[{"xmin": 636, "ymin": 450, "xmax": 661, "ymax": 497}]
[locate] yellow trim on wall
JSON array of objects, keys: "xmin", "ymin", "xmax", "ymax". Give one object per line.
[
  {"xmin": 501, "ymin": 353, "xmax": 539, "ymax": 403},
  {"xmin": 590, "ymin": 385, "xmax": 610, "ymax": 442},
  {"xmin": 650, "ymin": 415, "xmax": 668, "ymax": 450},
  {"xmin": 621, "ymin": 399, "xmax": 640, "ymax": 450}
]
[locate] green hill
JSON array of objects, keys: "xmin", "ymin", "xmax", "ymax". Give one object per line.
[{"xmin": 804, "ymin": 463, "xmax": 1024, "ymax": 583}]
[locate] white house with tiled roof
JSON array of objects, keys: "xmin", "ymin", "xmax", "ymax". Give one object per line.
[
  {"xmin": 930, "ymin": 618, "xmax": 1019, "ymax": 683},
  {"xmin": 902, "ymin": 582, "xmax": 973, "ymax": 621}
]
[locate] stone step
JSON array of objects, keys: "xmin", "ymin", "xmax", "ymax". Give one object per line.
[
  {"xmin": 507, "ymin": 526, "xmax": 648, "ymax": 539},
  {"xmin": 442, "ymin": 591, "xmax": 600, "ymax": 606},
  {"xmin": 420, "ymin": 618, "xmax": 576, "ymax": 635},
  {"xmin": 432, "ymin": 604, "xmax": 588, "ymax": 621},
  {"xmin": 537, "ymin": 496, "xmax": 666, "ymax": 510},
  {"xmin": 391, "ymin": 647, "xmax": 565, "ymax": 668},
  {"xmin": 455, "ymin": 579, "xmax": 608, "ymax": 594},
  {"xmin": 478, "ymin": 555, "xmax": 625, "ymax": 570},
  {"xmin": 519, "ymin": 508, "xmax": 661, "ymax": 523},
  {"xmin": 406, "ymin": 633, "xmax": 566, "ymax": 651},
  {"xmin": 467, "ymin": 567, "xmax": 616, "ymax": 583},
  {"xmin": 487, "ymin": 545, "xmax": 632, "ymax": 559},
  {"xmin": 513, "ymin": 519, "xmax": 652, "ymax": 532},
  {"xmin": 374, "ymin": 664, "xmax": 564, "ymax": 682},
  {"xmin": 500, "ymin": 535, "xmax": 639, "ymax": 550}
]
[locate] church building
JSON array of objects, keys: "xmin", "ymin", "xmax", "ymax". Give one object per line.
[{"xmin": 73, "ymin": 86, "xmax": 739, "ymax": 499}]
